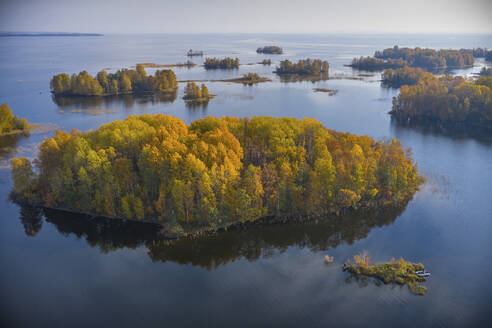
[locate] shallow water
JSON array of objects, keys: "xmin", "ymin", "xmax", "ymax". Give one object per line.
[{"xmin": 1, "ymin": 34, "xmax": 492, "ymax": 327}]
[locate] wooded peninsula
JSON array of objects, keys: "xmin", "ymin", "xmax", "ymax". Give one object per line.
[
  {"xmin": 51, "ymin": 65, "xmax": 177, "ymax": 97},
  {"xmin": 11, "ymin": 115, "xmax": 421, "ymax": 236},
  {"xmin": 391, "ymin": 74, "xmax": 492, "ymax": 128}
]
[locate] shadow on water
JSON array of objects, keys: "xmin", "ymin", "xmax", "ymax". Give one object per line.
[
  {"xmin": 390, "ymin": 116, "xmax": 492, "ymax": 146},
  {"xmin": 17, "ymin": 200, "xmax": 410, "ymax": 269},
  {"xmin": 52, "ymin": 92, "xmax": 178, "ymax": 110}
]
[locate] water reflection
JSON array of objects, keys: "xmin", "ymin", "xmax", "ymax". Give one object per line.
[
  {"xmin": 390, "ymin": 117, "xmax": 492, "ymax": 145},
  {"xmin": 278, "ymin": 72, "xmax": 330, "ymax": 83},
  {"xmin": 18, "ymin": 206, "xmax": 43, "ymax": 237},
  {"xmin": 0, "ymin": 134, "xmax": 25, "ymax": 157},
  {"xmin": 22, "ymin": 201, "xmax": 410, "ymax": 269},
  {"xmin": 52, "ymin": 92, "xmax": 178, "ymax": 110}
]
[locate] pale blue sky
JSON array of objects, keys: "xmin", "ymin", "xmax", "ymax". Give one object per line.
[{"xmin": 1, "ymin": 0, "xmax": 491, "ymax": 34}]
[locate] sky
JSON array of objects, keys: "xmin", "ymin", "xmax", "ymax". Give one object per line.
[{"xmin": 1, "ymin": 0, "xmax": 491, "ymax": 34}]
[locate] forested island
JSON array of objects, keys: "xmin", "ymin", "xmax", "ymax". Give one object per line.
[
  {"xmin": 275, "ymin": 59, "xmax": 329, "ymax": 75},
  {"xmin": 183, "ymin": 82, "xmax": 213, "ymax": 103},
  {"xmin": 382, "ymin": 66, "xmax": 425, "ymax": 88},
  {"xmin": 203, "ymin": 57, "xmax": 240, "ymax": 69},
  {"xmin": 350, "ymin": 46, "xmax": 476, "ymax": 71},
  {"xmin": 0, "ymin": 103, "xmax": 30, "ymax": 136},
  {"xmin": 11, "ymin": 115, "xmax": 421, "ymax": 237},
  {"xmin": 50, "ymin": 65, "xmax": 177, "ymax": 97},
  {"xmin": 257, "ymin": 46, "xmax": 283, "ymax": 54},
  {"xmin": 391, "ymin": 73, "xmax": 492, "ymax": 128}
]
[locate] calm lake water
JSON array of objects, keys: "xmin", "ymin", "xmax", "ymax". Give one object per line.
[{"xmin": 1, "ymin": 34, "xmax": 492, "ymax": 327}]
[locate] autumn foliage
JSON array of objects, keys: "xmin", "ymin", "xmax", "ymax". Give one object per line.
[
  {"xmin": 391, "ymin": 73, "xmax": 492, "ymax": 127},
  {"xmin": 11, "ymin": 115, "xmax": 421, "ymax": 232}
]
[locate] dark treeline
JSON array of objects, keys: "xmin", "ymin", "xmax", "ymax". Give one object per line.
[
  {"xmin": 382, "ymin": 66, "xmax": 426, "ymax": 88},
  {"xmin": 203, "ymin": 57, "xmax": 240, "ymax": 69},
  {"xmin": 351, "ymin": 46, "xmax": 477, "ymax": 71},
  {"xmin": 275, "ymin": 59, "xmax": 329, "ymax": 75},
  {"xmin": 487, "ymin": 51, "xmax": 492, "ymax": 62},
  {"xmin": 0, "ymin": 103, "xmax": 29, "ymax": 135},
  {"xmin": 256, "ymin": 46, "xmax": 283, "ymax": 54},
  {"xmin": 391, "ymin": 73, "xmax": 492, "ymax": 128},
  {"xmin": 480, "ymin": 66, "xmax": 492, "ymax": 77},
  {"xmin": 459, "ymin": 48, "xmax": 488, "ymax": 58},
  {"xmin": 11, "ymin": 115, "xmax": 421, "ymax": 236},
  {"xmin": 50, "ymin": 65, "xmax": 177, "ymax": 97}
]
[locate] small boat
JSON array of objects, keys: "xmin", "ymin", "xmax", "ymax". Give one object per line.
[{"xmin": 416, "ymin": 270, "xmax": 431, "ymax": 277}]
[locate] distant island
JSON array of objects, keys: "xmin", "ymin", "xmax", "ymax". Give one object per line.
[
  {"xmin": 11, "ymin": 115, "xmax": 421, "ymax": 237},
  {"xmin": 0, "ymin": 32, "xmax": 103, "ymax": 37},
  {"xmin": 257, "ymin": 46, "xmax": 283, "ymax": 54},
  {"xmin": 0, "ymin": 103, "xmax": 31, "ymax": 136},
  {"xmin": 349, "ymin": 46, "xmax": 477, "ymax": 71},
  {"xmin": 135, "ymin": 61, "xmax": 195, "ymax": 68},
  {"xmin": 183, "ymin": 82, "xmax": 214, "ymax": 103},
  {"xmin": 275, "ymin": 59, "xmax": 329, "ymax": 75},
  {"xmin": 391, "ymin": 73, "xmax": 492, "ymax": 129},
  {"xmin": 187, "ymin": 49, "xmax": 203, "ymax": 57},
  {"xmin": 382, "ymin": 66, "xmax": 426, "ymax": 88},
  {"xmin": 204, "ymin": 57, "xmax": 240, "ymax": 69},
  {"xmin": 50, "ymin": 65, "xmax": 177, "ymax": 97}
]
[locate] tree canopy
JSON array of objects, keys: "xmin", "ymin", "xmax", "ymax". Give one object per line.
[
  {"xmin": 0, "ymin": 103, "xmax": 29, "ymax": 135},
  {"xmin": 11, "ymin": 115, "xmax": 421, "ymax": 234},
  {"xmin": 51, "ymin": 65, "xmax": 177, "ymax": 97},
  {"xmin": 382, "ymin": 66, "xmax": 426, "ymax": 88},
  {"xmin": 391, "ymin": 73, "xmax": 492, "ymax": 128}
]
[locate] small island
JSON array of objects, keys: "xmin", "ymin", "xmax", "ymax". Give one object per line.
[
  {"xmin": 11, "ymin": 115, "xmax": 421, "ymax": 237},
  {"xmin": 187, "ymin": 49, "xmax": 203, "ymax": 57},
  {"xmin": 382, "ymin": 66, "xmax": 426, "ymax": 88},
  {"xmin": 275, "ymin": 59, "xmax": 329, "ymax": 75},
  {"xmin": 313, "ymin": 88, "xmax": 338, "ymax": 96},
  {"xmin": 391, "ymin": 73, "xmax": 492, "ymax": 128},
  {"xmin": 259, "ymin": 59, "xmax": 272, "ymax": 65},
  {"xmin": 136, "ymin": 61, "xmax": 196, "ymax": 68},
  {"xmin": 50, "ymin": 65, "xmax": 177, "ymax": 97},
  {"xmin": 183, "ymin": 82, "xmax": 214, "ymax": 103},
  {"xmin": 0, "ymin": 103, "xmax": 31, "ymax": 136},
  {"xmin": 203, "ymin": 57, "xmax": 240, "ymax": 69},
  {"xmin": 350, "ymin": 46, "xmax": 476, "ymax": 71},
  {"xmin": 343, "ymin": 255, "xmax": 429, "ymax": 295},
  {"xmin": 256, "ymin": 46, "xmax": 283, "ymax": 54},
  {"xmin": 223, "ymin": 73, "xmax": 271, "ymax": 85}
]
